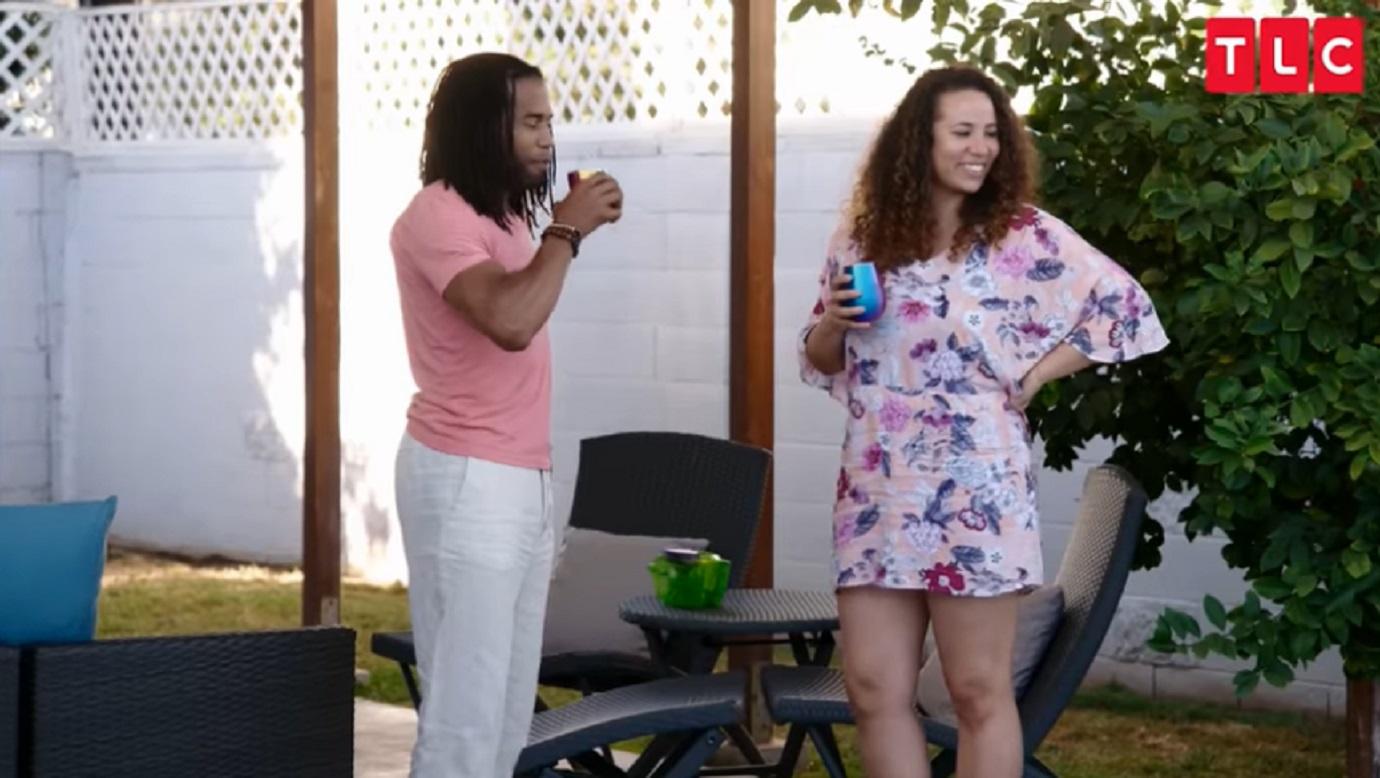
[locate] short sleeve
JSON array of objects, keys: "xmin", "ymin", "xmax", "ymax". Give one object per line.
[
  {"xmin": 395, "ymin": 185, "xmax": 495, "ymax": 296},
  {"xmin": 797, "ymin": 232, "xmax": 853, "ymax": 405},
  {"xmin": 1050, "ymin": 219, "xmax": 1170, "ymax": 364}
]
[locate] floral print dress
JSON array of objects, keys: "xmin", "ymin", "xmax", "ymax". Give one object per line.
[{"xmin": 799, "ymin": 206, "xmax": 1169, "ymax": 597}]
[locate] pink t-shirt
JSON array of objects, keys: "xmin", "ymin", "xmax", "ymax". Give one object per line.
[{"xmin": 390, "ymin": 181, "xmax": 552, "ymax": 469}]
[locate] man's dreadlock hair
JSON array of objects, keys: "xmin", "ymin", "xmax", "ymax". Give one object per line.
[{"xmin": 419, "ymin": 52, "xmax": 555, "ymax": 233}]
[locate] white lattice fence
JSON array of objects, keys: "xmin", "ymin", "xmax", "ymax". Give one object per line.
[
  {"xmin": 343, "ymin": 0, "xmax": 511, "ymax": 134},
  {"xmin": 0, "ymin": 3, "xmax": 61, "ymax": 140},
  {"xmin": 77, "ymin": 0, "xmax": 301, "ymax": 142},
  {"xmin": 343, "ymin": 0, "xmax": 901, "ymax": 134},
  {"xmin": 344, "ymin": 0, "xmax": 689, "ymax": 132},
  {"xmin": 508, "ymin": 0, "xmax": 672, "ymax": 123},
  {"xmin": 1, "ymin": 0, "xmax": 920, "ymax": 144}
]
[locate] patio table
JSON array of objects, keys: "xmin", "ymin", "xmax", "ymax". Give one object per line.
[{"xmin": 619, "ymin": 588, "xmax": 839, "ymax": 671}]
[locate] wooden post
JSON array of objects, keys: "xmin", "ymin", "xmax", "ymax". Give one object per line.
[
  {"xmin": 301, "ymin": 0, "xmax": 341, "ymax": 627},
  {"xmin": 729, "ymin": 0, "xmax": 776, "ymax": 596},
  {"xmin": 1346, "ymin": 675, "xmax": 1377, "ymax": 778},
  {"xmin": 729, "ymin": 0, "xmax": 776, "ymax": 744}
]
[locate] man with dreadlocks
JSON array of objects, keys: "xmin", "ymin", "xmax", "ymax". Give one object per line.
[{"xmin": 389, "ymin": 52, "xmax": 623, "ymax": 777}]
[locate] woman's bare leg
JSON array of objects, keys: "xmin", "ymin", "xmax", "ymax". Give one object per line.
[
  {"xmin": 928, "ymin": 592, "xmax": 1022, "ymax": 778},
  {"xmin": 838, "ymin": 586, "xmax": 930, "ymax": 778}
]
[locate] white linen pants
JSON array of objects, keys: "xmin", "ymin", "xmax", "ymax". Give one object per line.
[{"xmin": 395, "ymin": 432, "xmax": 555, "ymax": 777}]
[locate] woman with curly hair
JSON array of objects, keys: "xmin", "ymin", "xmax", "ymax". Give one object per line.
[{"xmin": 799, "ymin": 66, "xmax": 1168, "ymax": 777}]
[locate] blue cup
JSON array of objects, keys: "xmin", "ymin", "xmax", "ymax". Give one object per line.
[{"xmin": 843, "ymin": 262, "xmax": 886, "ymax": 323}]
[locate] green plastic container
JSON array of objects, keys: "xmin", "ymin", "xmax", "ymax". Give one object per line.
[{"xmin": 648, "ymin": 550, "xmax": 731, "ymax": 609}]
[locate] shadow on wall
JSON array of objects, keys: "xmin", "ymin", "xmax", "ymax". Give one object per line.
[{"xmin": 70, "ymin": 148, "xmax": 305, "ymax": 564}]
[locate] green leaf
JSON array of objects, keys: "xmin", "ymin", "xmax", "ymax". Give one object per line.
[
  {"xmin": 1263, "ymin": 662, "xmax": 1295, "ymax": 688},
  {"xmin": 1253, "ymin": 238, "xmax": 1291, "ymax": 263},
  {"xmin": 1326, "ymin": 612, "xmax": 1351, "ymax": 644},
  {"xmin": 1242, "ymin": 593, "xmax": 1264, "ymax": 617},
  {"xmin": 1204, "ymin": 595, "xmax": 1228, "ymax": 630},
  {"xmin": 1292, "ymin": 175, "xmax": 1319, "ymax": 197},
  {"xmin": 1288, "ymin": 221, "xmax": 1314, "ymax": 249},
  {"xmin": 1343, "ymin": 548, "xmax": 1372, "ymax": 579},
  {"xmin": 1308, "ymin": 320, "xmax": 1336, "ymax": 352},
  {"xmin": 1290, "ymin": 630, "xmax": 1316, "ymax": 659},
  {"xmin": 1048, "ymin": 18, "xmax": 1075, "ymax": 57},
  {"xmin": 1261, "ymin": 541, "xmax": 1289, "ymax": 571},
  {"xmin": 1140, "ymin": 268, "xmax": 1169, "ymax": 287},
  {"xmin": 1338, "ymin": 130, "xmax": 1376, "ymax": 161},
  {"xmin": 1177, "ymin": 215, "xmax": 1208, "ymax": 243},
  {"xmin": 1261, "ymin": 365, "xmax": 1293, "ymax": 395},
  {"xmin": 1255, "ymin": 576, "xmax": 1293, "ymax": 600},
  {"xmin": 1292, "ymin": 199, "xmax": 1317, "ymax": 220},
  {"xmin": 1220, "ymin": 378, "xmax": 1244, "ymax": 405},
  {"xmin": 932, "ymin": 0, "xmax": 952, "ymax": 27},
  {"xmin": 1351, "ymin": 452, "xmax": 1369, "ymax": 480},
  {"xmin": 1294, "ymin": 573, "xmax": 1318, "ymax": 597},
  {"xmin": 1265, "ymin": 198, "xmax": 1294, "ymax": 221},
  {"xmin": 1164, "ymin": 607, "xmax": 1202, "ymax": 638},
  {"xmin": 1318, "ymin": 113, "xmax": 1347, "ymax": 150},
  {"xmin": 1234, "ymin": 670, "xmax": 1261, "ymax": 696},
  {"xmin": 899, "ymin": 0, "xmax": 923, "ymax": 18},
  {"xmin": 1280, "ymin": 261, "xmax": 1301, "ymax": 298},
  {"xmin": 787, "ymin": 0, "xmax": 839, "ymax": 21},
  {"xmin": 1281, "ymin": 309, "xmax": 1308, "ymax": 332},
  {"xmin": 1290, "ymin": 396, "xmax": 1314, "ymax": 428},
  {"xmin": 1256, "ymin": 118, "xmax": 1292, "ymax": 139},
  {"xmin": 1294, "ymin": 247, "xmax": 1314, "ymax": 273},
  {"xmin": 1279, "ymin": 332, "xmax": 1301, "ymax": 365},
  {"xmin": 1148, "ymin": 618, "xmax": 1178, "ymax": 654},
  {"xmin": 1200, "ymin": 181, "xmax": 1231, "ymax": 206}
]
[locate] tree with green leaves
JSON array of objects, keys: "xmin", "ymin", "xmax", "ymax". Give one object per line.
[{"xmin": 789, "ymin": 0, "xmax": 1380, "ymax": 772}]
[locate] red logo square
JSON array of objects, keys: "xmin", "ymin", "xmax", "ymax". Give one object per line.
[
  {"xmin": 1314, "ymin": 17, "xmax": 1365, "ymax": 93},
  {"xmin": 1260, "ymin": 18, "xmax": 1309, "ymax": 93},
  {"xmin": 1206, "ymin": 18, "xmax": 1257, "ymax": 93}
]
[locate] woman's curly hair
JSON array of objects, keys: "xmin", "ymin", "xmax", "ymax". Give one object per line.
[{"xmin": 849, "ymin": 66, "xmax": 1037, "ymax": 271}]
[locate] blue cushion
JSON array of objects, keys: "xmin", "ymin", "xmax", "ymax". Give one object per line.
[{"xmin": 0, "ymin": 497, "xmax": 117, "ymax": 646}]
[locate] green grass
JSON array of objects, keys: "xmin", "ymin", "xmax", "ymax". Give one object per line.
[
  {"xmin": 98, "ymin": 550, "xmax": 1343, "ymax": 777},
  {"xmin": 98, "ymin": 550, "xmax": 417, "ymax": 703}
]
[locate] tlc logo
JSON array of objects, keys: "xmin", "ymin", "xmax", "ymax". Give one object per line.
[{"xmin": 1206, "ymin": 17, "xmax": 1365, "ymax": 93}]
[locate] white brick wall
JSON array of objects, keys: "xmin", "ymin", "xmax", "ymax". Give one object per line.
[{"xmin": 0, "ymin": 120, "xmax": 1345, "ymax": 713}]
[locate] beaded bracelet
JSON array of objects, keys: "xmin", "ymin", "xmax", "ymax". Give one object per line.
[{"xmin": 542, "ymin": 222, "xmax": 583, "ymax": 258}]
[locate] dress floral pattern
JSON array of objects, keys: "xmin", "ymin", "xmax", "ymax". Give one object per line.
[{"xmin": 800, "ymin": 206, "xmax": 1169, "ymax": 597}]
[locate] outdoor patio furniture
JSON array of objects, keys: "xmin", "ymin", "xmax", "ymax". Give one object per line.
[
  {"xmin": 0, "ymin": 647, "xmax": 16, "ymax": 777},
  {"xmin": 620, "ymin": 587, "xmax": 840, "ymax": 772},
  {"xmin": 515, "ymin": 671, "xmax": 746, "ymax": 778},
  {"xmin": 373, "ymin": 430, "xmax": 772, "ymax": 707},
  {"xmin": 759, "ymin": 464, "xmax": 1149, "ymax": 778},
  {"xmin": 19, "ymin": 627, "xmax": 355, "ymax": 777}
]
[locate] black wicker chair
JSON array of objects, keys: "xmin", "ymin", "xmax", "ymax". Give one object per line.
[
  {"xmin": 0, "ymin": 647, "xmax": 16, "ymax": 778},
  {"xmin": 761, "ymin": 464, "xmax": 1149, "ymax": 778},
  {"xmin": 374, "ymin": 431, "xmax": 772, "ymax": 706},
  {"xmin": 23, "ymin": 627, "xmax": 355, "ymax": 777}
]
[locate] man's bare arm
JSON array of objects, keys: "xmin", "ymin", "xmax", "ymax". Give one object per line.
[{"xmin": 441, "ymin": 236, "xmax": 575, "ymax": 352}]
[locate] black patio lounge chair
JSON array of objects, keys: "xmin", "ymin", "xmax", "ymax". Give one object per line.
[
  {"xmin": 515, "ymin": 671, "xmax": 746, "ymax": 777},
  {"xmin": 760, "ymin": 464, "xmax": 1149, "ymax": 778},
  {"xmin": 373, "ymin": 430, "xmax": 772, "ymax": 708},
  {"xmin": 0, "ymin": 647, "xmax": 16, "ymax": 778}
]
